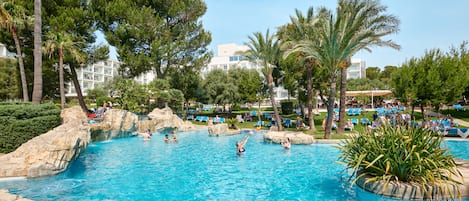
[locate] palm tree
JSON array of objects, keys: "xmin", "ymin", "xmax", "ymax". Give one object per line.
[
  {"xmin": 0, "ymin": 2, "xmax": 31, "ymax": 102},
  {"xmin": 287, "ymin": 0, "xmax": 400, "ymax": 139},
  {"xmin": 32, "ymin": 0, "xmax": 42, "ymax": 104},
  {"xmin": 280, "ymin": 7, "xmax": 322, "ymax": 131},
  {"xmin": 337, "ymin": 58, "xmax": 351, "ymax": 133},
  {"xmin": 243, "ymin": 30, "xmax": 283, "ymax": 131},
  {"xmin": 43, "ymin": 31, "xmax": 84, "ymax": 109}
]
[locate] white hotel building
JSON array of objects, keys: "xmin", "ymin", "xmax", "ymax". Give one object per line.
[
  {"xmin": 202, "ymin": 43, "xmax": 367, "ymax": 100},
  {"xmin": 202, "ymin": 43, "xmax": 289, "ymax": 100},
  {"xmin": 65, "ymin": 59, "xmax": 156, "ymax": 97},
  {"xmin": 347, "ymin": 58, "xmax": 366, "ymax": 79}
]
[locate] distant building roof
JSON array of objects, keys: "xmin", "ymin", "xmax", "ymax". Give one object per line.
[{"xmin": 346, "ymin": 90, "xmax": 393, "ymax": 97}]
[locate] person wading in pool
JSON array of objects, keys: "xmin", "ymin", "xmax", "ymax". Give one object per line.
[
  {"xmin": 281, "ymin": 137, "xmax": 291, "ymax": 150},
  {"xmin": 171, "ymin": 130, "xmax": 178, "ymax": 143},
  {"xmin": 236, "ymin": 135, "xmax": 249, "ymax": 154}
]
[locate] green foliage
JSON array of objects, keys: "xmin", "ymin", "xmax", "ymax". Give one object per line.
[
  {"xmin": 231, "ymin": 104, "xmax": 241, "ymax": 111},
  {"xmin": 92, "ymin": 0, "xmax": 212, "ymax": 80},
  {"xmin": 86, "ymin": 88, "xmax": 107, "ymax": 100},
  {"xmin": 346, "ymin": 78, "xmax": 386, "ymax": 91},
  {"xmin": 203, "ymin": 69, "xmax": 239, "ymax": 105},
  {"xmin": 228, "ymin": 68, "xmax": 263, "ymax": 104},
  {"xmin": 114, "ymin": 79, "xmax": 149, "ymax": 113},
  {"xmin": 281, "ymin": 101, "xmax": 293, "ymax": 115},
  {"xmin": 96, "ymin": 97, "xmax": 112, "ymax": 109},
  {"xmin": 0, "ymin": 102, "xmax": 61, "ymax": 153},
  {"xmin": 338, "ymin": 126, "xmax": 461, "ymax": 198},
  {"xmin": 0, "ymin": 58, "xmax": 20, "ymax": 100},
  {"xmin": 391, "ymin": 43, "xmax": 469, "ymax": 109},
  {"xmin": 365, "ymin": 67, "xmax": 380, "ymax": 80}
]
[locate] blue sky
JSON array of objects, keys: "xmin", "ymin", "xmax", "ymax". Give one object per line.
[{"xmin": 201, "ymin": 0, "xmax": 469, "ymax": 68}]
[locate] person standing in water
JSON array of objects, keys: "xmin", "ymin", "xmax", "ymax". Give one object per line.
[
  {"xmin": 236, "ymin": 136, "xmax": 249, "ymax": 154},
  {"xmin": 281, "ymin": 137, "xmax": 291, "ymax": 150},
  {"xmin": 171, "ymin": 130, "xmax": 178, "ymax": 143}
]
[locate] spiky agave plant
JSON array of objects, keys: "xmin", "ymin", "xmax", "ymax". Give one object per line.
[{"xmin": 338, "ymin": 126, "xmax": 462, "ymax": 200}]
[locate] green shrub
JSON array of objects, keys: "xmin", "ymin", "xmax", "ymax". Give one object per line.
[
  {"xmin": 281, "ymin": 101, "xmax": 293, "ymax": 115},
  {"xmin": 231, "ymin": 104, "xmax": 241, "ymax": 111},
  {"xmin": 338, "ymin": 126, "xmax": 461, "ymax": 198},
  {"xmin": 0, "ymin": 103, "xmax": 61, "ymax": 153},
  {"xmin": 96, "ymin": 97, "xmax": 113, "ymax": 109}
]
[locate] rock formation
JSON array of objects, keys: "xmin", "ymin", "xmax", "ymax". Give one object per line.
[
  {"xmin": 263, "ymin": 131, "xmax": 315, "ymax": 144},
  {"xmin": 0, "ymin": 106, "xmax": 207, "ymax": 179},
  {"xmin": 89, "ymin": 109, "xmax": 139, "ymax": 141},
  {"xmin": 0, "ymin": 189, "xmax": 32, "ymax": 201},
  {"xmin": 0, "ymin": 106, "xmax": 90, "ymax": 178},
  {"xmin": 146, "ymin": 107, "xmax": 206, "ymax": 132},
  {"xmin": 208, "ymin": 124, "xmax": 241, "ymax": 136}
]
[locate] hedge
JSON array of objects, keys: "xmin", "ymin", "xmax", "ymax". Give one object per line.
[{"xmin": 0, "ymin": 103, "xmax": 61, "ymax": 153}]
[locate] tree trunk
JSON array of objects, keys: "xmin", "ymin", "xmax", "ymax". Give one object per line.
[
  {"xmin": 410, "ymin": 102, "xmax": 415, "ymax": 129},
  {"xmin": 324, "ymin": 75, "xmax": 338, "ymax": 139},
  {"xmin": 70, "ymin": 65, "xmax": 89, "ymax": 113},
  {"xmin": 306, "ymin": 62, "xmax": 315, "ymax": 131},
  {"xmin": 59, "ymin": 48, "xmax": 65, "ymax": 109},
  {"xmin": 337, "ymin": 67, "xmax": 348, "ymax": 133},
  {"xmin": 32, "ymin": 0, "xmax": 42, "ymax": 104},
  {"xmin": 12, "ymin": 28, "xmax": 29, "ymax": 102},
  {"xmin": 268, "ymin": 73, "xmax": 283, "ymax": 131},
  {"xmin": 420, "ymin": 104, "xmax": 425, "ymax": 123}
]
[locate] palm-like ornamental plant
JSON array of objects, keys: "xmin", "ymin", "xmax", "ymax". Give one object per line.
[
  {"xmin": 0, "ymin": 2, "xmax": 32, "ymax": 102},
  {"xmin": 243, "ymin": 30, "xmax": 283, "ymax": 131},
  {"xmin": 43, "ymin": 31, "xmax": 84, "ymax": 109},
  {"xmin": 338, "ymin": 126, "xmax": 462, "ymax": 200},
  {"xmin": 287, "ymin": 0, "xmax": 400, "ymax": 139},
  {"xmin": 280, "ymin": 7, "xmax": 325, "ymax": 131}
]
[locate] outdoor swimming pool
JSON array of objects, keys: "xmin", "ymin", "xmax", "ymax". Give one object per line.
[{"xmin": 1, "ymin": 130, "xmax": 469, "ymax": 201}]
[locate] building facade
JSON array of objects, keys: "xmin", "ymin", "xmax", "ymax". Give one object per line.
[
  {"xmin": 65, "ymin": 59, "xmax": 157, "ymax": 97},
  {"xmin": 0, "ymin": 43, "xmax": 16, "ymax": 58},
  {"xmin": 201, "ymin": 43, "xmax": 261, "ymax": 77},
  {"xmin": 203, "ymin": 43, "xmax": 289, "ymax": 100},
  {"xmin": 347, "ymin": 58, "xmax": 366, "ymax": 79},
  {"xmin": 65, "ymin": 59, "xmax": 120, "ymax": 97}
]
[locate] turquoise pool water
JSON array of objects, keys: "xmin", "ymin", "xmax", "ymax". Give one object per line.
[{"xmin": 1, "ymin": 130, "xmax": 468, "ymax": 201}]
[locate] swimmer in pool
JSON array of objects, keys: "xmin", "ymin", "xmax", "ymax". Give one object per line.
[{"xmin": 236, "ymin": 135, "xmax": 249, "ymax": 154}]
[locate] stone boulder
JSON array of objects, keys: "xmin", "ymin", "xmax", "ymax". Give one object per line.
[
  {"xmin": 142, "ymin": 107, "xmax": 209, "ymax": 132},
  {"xmin": 61, "ymin": 105, "xmax": 88, "ymax": 124},
  {"xmin": 147, "ymin": 107, "xmax": 184, "ymax": 130},
  {"xmin": 208, "ymin": 124, "xmax": 241, "ymax": 136},
  {"xmin": 0, "ymin": 107, "xmax": 90, "ymax": 178},
  {"xmin": 178, "ymin": 121, "xmax": 208, "ymax": 132},
  {"xmin": 89, "ymin": 109, "xmax": 139, "ymax": 141},
  {"xmin": 263, "ymin": 131, "xmax": 315, "ymax": 144},
  {"xmin": 0, "ymin": 189, "xmax": 32, "ymax": 201}
]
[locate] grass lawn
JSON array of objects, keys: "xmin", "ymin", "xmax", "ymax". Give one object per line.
[{"xmin": 440, "ymin": 107, "xmax": 469, "ymax": 122}]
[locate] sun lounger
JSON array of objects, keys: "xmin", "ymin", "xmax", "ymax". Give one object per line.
[
  {"xmin": 254, "ymin": 121, "xmax": 263, "ymax": 127},
  {"xmin": 457, "ymin": 128, "xmax": 469, "ymax": 138},
  {"xmin": 360, "ymin": 118, "xmax": 371, "ymax": 125},
  {"xmin": 187, "ymin": 114, "xmax": 194, "ymax": 120},
  {"xmin": 454, "ymin": 104, "xmax": 466, "ymax": 111}
]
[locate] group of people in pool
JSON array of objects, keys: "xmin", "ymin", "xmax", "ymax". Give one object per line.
[
  {"xmin": 139, "ymin": 128, "xmax": 178, "ymax": 143},
  {"xmin": 236, "ymin": 134, "xmax": 291, "ymax": 155},
  {"xmin": 142, "ymin": 128, "xmax": 289, "ymax": 154}
]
